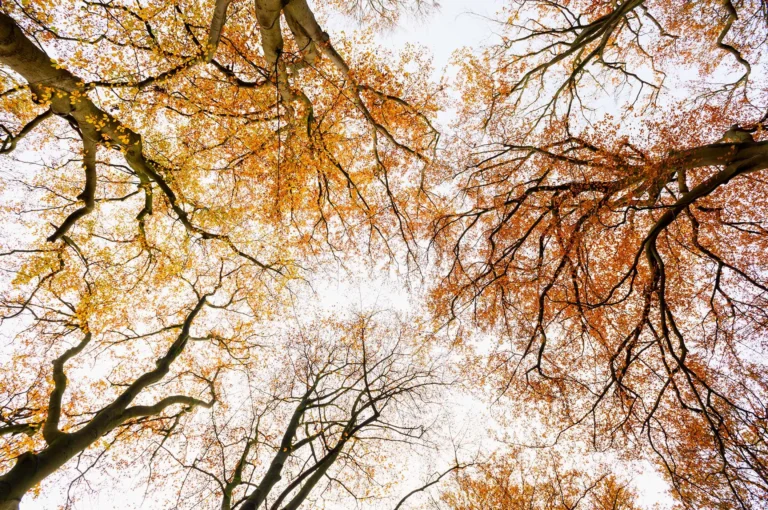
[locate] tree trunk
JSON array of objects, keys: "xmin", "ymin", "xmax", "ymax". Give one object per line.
[{"xmin": 0, "ymin": 432, "xmax": 95, "ymax": 509}]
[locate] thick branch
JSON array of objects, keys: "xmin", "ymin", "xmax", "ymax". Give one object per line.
[{"xmin": 42, "ymin": 332, "xmax": 93, "ymax": 443}]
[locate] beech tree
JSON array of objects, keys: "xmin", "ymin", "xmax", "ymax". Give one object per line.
[
  {"xmin": 0, "ymin": 247, "xmax": 252, "ymax": 508},
  {"xmin": 433, "ymin": 0, "xmax": 768, "ymax": 507},
  {"xmin": 0, "ymin": 0, "xmax": 439, "ymax": 268},
  {"xmin": 0, "ymin": 0, "xmax": 443, "ymax": 506},
  {"xmin": 161, "ymin": 311, "xmax": 452, "ymax": 510},
  {"xmin": 441, "ymin": 449, "xmax": 642, "ymax": 510}
]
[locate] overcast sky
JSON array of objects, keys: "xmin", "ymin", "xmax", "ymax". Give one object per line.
[{"xmin": 327, "ymin": 0, "xmax": 505, "ymax": 75}]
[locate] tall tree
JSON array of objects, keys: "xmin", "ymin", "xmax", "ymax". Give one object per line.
[
  {"xmin": 0, "ymin": 0, "xmax": 440, "ymax": 268},
  {"xmin": 433, "ymin": 0, "xmax": 768, "ymax": 507},
  {"xmin": 0, "ymin": 0, "xmax": 449, "ymax": 506},
  {"xmin": 442, "ymin": 449, "xmax": 643, "ymax": 510},
  {"xmin": 0, "ymin": 251, "xmax": 243, "ymax": 509},
  {"xmin": 162, "ymin": 311, "xmax": 451, "ymax": 510}
]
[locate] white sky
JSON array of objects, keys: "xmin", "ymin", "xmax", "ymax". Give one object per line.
[
  {"xmin": 324, "ymin": 0, "xmax": 506, "ymax": 83},
  {"xmin": 373, "ymin": 0, "xmax": 506, "ymax": 71}
]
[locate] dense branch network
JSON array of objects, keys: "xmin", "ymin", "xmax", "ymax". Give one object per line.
[{"xmin": 432, "ymin": 1, "xmax": 768, "ymax": 507}]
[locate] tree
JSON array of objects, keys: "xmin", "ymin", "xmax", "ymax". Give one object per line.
[
  {"xmin": 441, "ymin": 449, "xmax": 643, "ymax": 510},
  {"xmin": 0, "ymin": 0, "xmax": 448, "ymax": 507},
  {"xmin": 432, "ymin": 0, "xmax": 768, "ymax": 507},
  {"xmin": 161, "ymin": 311, "xmax": 452, "ymax": 510},
  {"xmin": 0, "ymin": 0, "xmax": 440, "ymax": 267},
  {"xmin": 0, "ymin": 252, "xmax": 244, "ymax": 509},
  {"xmin": 0, "ymin": 0, "xmax": 451, "ymax": 505}
]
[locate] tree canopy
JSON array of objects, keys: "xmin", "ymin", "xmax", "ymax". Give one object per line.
[{"xmin": 1, "ymin": 0, "xmax": 767, "ymax": 509}]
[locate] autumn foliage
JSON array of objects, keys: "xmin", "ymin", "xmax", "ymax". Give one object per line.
[{"xmin": 1, "ymin": 0, "xmax": 767, "ymax": 509}]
